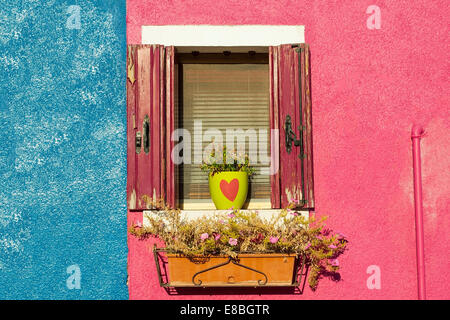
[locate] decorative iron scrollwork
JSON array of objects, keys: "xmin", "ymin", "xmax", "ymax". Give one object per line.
[{"xmin": 192, "ymin": 257, "xmax": 268, "ymax": 286}]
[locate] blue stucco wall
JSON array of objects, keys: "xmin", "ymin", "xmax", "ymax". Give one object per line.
[{"xmin": 0, "ymin": 1, "xmax": 127, "ymax": 299}]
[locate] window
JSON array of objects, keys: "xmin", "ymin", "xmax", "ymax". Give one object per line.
[
  {"xmin": 126, "ymin": 43, "xmax": 314, "ymax": 211},
  {"xmin": 177, "ymin": 56, "xmax": 271, "ymax": 209}
]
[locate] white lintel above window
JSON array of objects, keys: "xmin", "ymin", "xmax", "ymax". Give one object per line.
[{"xmin": 141, "ymin": 25, "xmax": 305, "ymax": 48}]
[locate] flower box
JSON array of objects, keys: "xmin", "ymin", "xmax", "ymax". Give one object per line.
[
  {"xmin": 132, "ymin": 208, "xmax": 347, "ymax": 290},
  {"xmin": 154, "ymin": 247, "xmax": 304, "ymax": 287}
]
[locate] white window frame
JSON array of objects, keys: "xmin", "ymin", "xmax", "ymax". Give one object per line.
[{"xmin": 141, "ymin": 25, "xmax": 306, "ymax": 214}]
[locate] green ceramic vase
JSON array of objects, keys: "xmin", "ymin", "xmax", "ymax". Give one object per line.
[{"xmin": 208, "ymin": 171, "xmax": 248, "ymax": 210}]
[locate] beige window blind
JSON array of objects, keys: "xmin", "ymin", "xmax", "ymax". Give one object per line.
[{"xmin": 177, "ymin": 63, "xmax": 270, "ymax": 208}]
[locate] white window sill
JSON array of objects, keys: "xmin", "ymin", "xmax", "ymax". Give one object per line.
[
  {"xmin": 179, "ymin": 199, "xmax": 272, "ymax": 210},
  {"xmin": 143, "ymin": 209, "xmax": 309, "ymax": 227}
]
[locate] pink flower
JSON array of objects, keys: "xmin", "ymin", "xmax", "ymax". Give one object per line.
[
  {"xmin": 291, "ymin": 199, "xmax": 299, "ymax": 204},
  {"xmin": 227, "ymin": 213, "xmax": 236, "ymax": 218},
  {"xmin": 134, "ymin": 221, "xmax": 143, "ymax": 228},
  {"xmin": 316, "ymin": 235, "xmax": 322, "ymax": 240},
  {"xmin": 270, "ymin": 236, "xmax": 279, "ymax": 244},
  {"xmin": 214, "ymin": 233, "xmax": 221, "ymax": 241},
  {"xmin": 329, "ymin": 244, "xmax": 337, "ymax": 249},
  {"xmin": 304, "ymin": 242, "xmax": 311, "ymax": 250},
  {"xmin": 289, "ymin": 211, "xmax": 299, "ymax": 216},
  {"xmin": 228, "ymin": 238, "xmax": 238, "ymax": 246},
  {"xmin": 330, "ymin": 259, "xmax": 339, "ymax": 267},
  {"xmin": 200, "ymin": 233, "xmax": 209, "ymax": 241},
  {"xmin": 219, "ymin": 219, "xmax": 226, "ymax": 224}
]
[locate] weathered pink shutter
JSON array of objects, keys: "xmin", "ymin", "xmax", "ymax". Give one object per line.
[
  {"xmin": 127, "ymin": 44, "xmax": 174, "ymax": 210},
  {"xmin": 270, "ymin": 44, "xmax": 314, "ymax": 209}
]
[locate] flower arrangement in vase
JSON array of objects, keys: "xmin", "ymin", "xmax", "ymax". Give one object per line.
[{"xmin": 200, "ymin": 146, "xmax": 255, "ymax": 210}]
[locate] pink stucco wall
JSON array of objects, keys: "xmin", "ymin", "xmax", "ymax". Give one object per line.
[{"xmin": 126, "ymin": 0, "xmax": 450, "ymax": 299}]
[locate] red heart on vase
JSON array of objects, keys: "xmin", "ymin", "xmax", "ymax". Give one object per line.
[{"xmin": 220, "ymin": 179, "xmax": 239, "ymax": 202}]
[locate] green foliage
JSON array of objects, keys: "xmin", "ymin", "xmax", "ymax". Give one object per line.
[
  {"xmin": 200, "ymin": 145, "xmax": 255, "ymax": 176},
  {"xmin": 129, "ymin": 203, "xmax": 348, "ymax": 290}
]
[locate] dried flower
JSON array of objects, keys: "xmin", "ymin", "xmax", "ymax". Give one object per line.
[
  {"xmin": 228, "ymin": 238, "xmax": 238, "ymax": 246},
  {"xmin": 214, "ymin": 233, "xmax": 221, "ymax": 241},
  {"xmin": 251, "ymin": 233, "xmax": 264, "ymax": 244},
  {"xmin": 270, "ymin": 236, "xmax": 279, "ymax": 244}
]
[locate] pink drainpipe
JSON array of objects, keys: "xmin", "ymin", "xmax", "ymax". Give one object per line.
[{"xmin": 411, "ymin": 125, "xmax": 426, "ymax": 300}]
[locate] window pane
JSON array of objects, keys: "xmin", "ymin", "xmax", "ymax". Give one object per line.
[{"xmin": 179, "ymin": 64, "xmax": 270, "ymax": 205}]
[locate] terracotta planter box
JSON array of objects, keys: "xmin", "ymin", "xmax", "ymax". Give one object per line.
[{"xmin": 166, "ymin": 253, "xmax": 298, "ymax": 287}]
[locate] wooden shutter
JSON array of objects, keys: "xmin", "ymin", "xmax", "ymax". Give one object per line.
[
  {"xmin": 270, "ymin": 44, "xmax": 314, "ymax": 209},
  {"xmin": 126, "ymin": 44, "xmax": 175, "ymax": 210}
]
